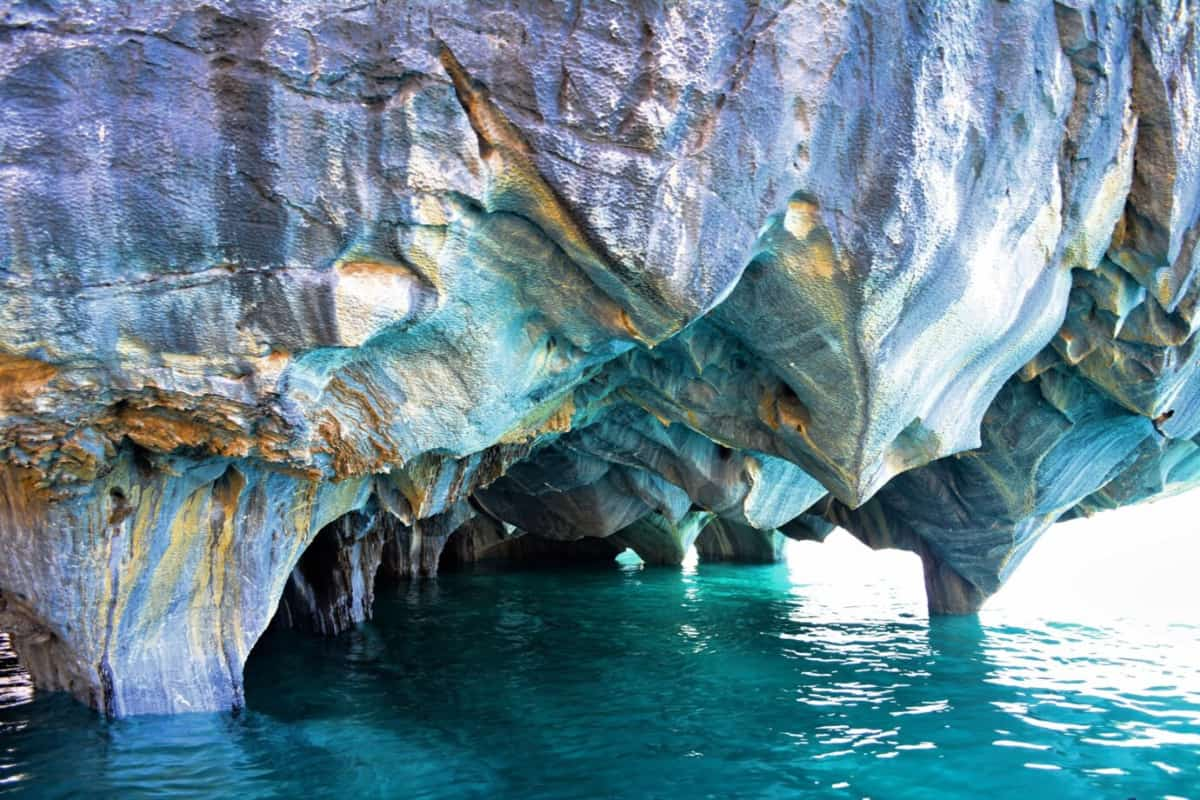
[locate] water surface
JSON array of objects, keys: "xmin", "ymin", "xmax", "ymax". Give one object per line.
[{"xmin": 0, "ymin": 537, "xmax": 1197, "ymax": 799}]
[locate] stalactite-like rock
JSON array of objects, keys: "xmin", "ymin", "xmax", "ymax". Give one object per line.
[
  {"xmin": 377, "ymin": 504, "xmax": 469, "ymax": 581},
  {"xmin": 0, "ymin": 448, "xmax": 374, "ymax": 715},
  {"xmin": 826, "ymin": 368, "xmax": 1154, "ymax": 605},
  {"xmin": 1, "ymin": 1, "xmax": 1198, "ymax": 714},
  {"xmin": 273, "ymin": 510, "xmax": 388, "ymax": 636}
]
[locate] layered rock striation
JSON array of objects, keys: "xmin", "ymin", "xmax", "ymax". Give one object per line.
[{"xmin": 0, "ymin": 0, "xmax": 1197, "ymax": 715}]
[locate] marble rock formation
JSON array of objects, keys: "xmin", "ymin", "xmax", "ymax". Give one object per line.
[{"xmin": 0, "ymin": 0, "xmax": 1197, "ymax": 715}]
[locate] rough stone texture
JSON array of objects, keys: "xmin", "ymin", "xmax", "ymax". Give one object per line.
[
  {"xmin": 828, "ymin": 368, "xmax": 1155, "ymax": 612},
  {"xmin": 0, "ymin": 452, "xmax": 374, "ymax": 715},
  {"xmin": 0, "ymin": 0, "xmax": 1197, "ymax": 714}
]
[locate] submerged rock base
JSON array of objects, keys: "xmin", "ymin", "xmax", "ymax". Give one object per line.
[{"xmin": 1, "ymin": 1, "xmax": 1198, "ymax": 714}]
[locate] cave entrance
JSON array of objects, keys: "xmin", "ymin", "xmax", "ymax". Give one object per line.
[
  {"xmin": 437, "ymin": 516, "xmax": 625, "ymax": 573},
  {"xmin": 0, "ymin": 631, "xmax": 34, "ymax": 709},
  {"xmin": 268, "ymin": 509, "xmax": 389, "ymax": 638},
  {"xmin": 693, "ymin": 519, "xmax": 786, "ymax": 564},
  {"xmin": 0, "ymin": 589, "xmax": 67, "ymax": 709},
  {"xmin": 245, "ymin": 508, "xmax": 396, "ymax": 712},
  {"xmin": 782, "ymin": 530, "xmax": 926, "ymax": 613},
  {"xmin": 614, "ymin": 547, "xmax": 644, "ymax": 567}
]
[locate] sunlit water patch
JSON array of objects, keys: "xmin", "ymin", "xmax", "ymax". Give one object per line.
[{"xmin": 0, "ymin": 517, "xmax": 1197, "ymax": 799}]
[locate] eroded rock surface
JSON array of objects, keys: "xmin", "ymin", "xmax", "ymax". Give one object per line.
[{"xmin": 0, "ymin": 0, "xmax": 1197, "ymax": 714}]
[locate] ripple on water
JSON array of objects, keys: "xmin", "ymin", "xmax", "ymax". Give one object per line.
[{"xmin": 0, "ymin": 562, "xmax": 1196, "ymax": 799}]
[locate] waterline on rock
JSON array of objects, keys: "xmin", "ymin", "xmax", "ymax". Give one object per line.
[{"xmin": 0, "ymin": 533, "xmax": 1196, "ymax": 799}]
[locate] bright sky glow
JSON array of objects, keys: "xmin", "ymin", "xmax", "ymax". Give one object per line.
[
  {"xmin": 782, "ymin": 491, "xmax": 1200, "ymax": 625},
  {"xmin": 987, "ymin": 491, "xmax": 1200, "ymax": 625}
]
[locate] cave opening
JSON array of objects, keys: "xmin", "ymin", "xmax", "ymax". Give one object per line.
[
  {"xmin": 615, "ymin": 547, "xmax": 645, "ymax": 567},
  {"xmin": 693, "ymin": 519, "xmax": 786, "ymax": 564},
  {"xmin": 436, "ymin": 515, "xmax": 508, "ymax": 573},
  {"xmin": 245, "ymin": 507, "xmax": 397, "ymax": 707},
  {"xmin": 265, "ymin": 508, "xmax": 391, "ymax": 639},
  {"xmin": 783, "ymin": 530, "xmax": 927, "ymax": 614},
  {"xmin": 0, "ymin": 631, "xmax": 34, "ymax": 710},
  {"xmin": 437, "ymin": 519, "xmax": 627, "ymax": 573},
  {"xmin": 0, "ymin": 588, "xmax": 81, "ymax": 710}
]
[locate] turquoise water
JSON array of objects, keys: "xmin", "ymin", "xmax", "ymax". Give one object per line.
[{"xmin": 0, "ymin": 540, "xmax": 1197, "ymax": 799}]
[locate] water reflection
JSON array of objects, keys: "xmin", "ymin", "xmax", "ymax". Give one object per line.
[
  {"xmin": 0, "ymin": 540, "xmax": 1195, "ymax": 799},
  {"xmin": 0, "ymin": 634, "xmax": 32, "ymax": 710}
]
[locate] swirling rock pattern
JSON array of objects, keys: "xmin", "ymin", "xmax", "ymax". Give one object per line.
[{"xmin": 0, "ymin": 0, "xmax": 1197, "ymax": 715}]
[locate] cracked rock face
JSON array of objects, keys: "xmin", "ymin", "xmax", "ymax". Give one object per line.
[{"xmin": 0, "ymin": 0, "xmax": 1197, "ymax": 716}]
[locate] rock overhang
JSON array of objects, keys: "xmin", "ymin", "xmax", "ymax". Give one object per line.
[{"xmin": 0, "ymin": 0, "xmax": 1196, "ymax": 715}]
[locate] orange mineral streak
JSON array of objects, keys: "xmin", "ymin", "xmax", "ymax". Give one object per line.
[
  {"xmin": 758, "ymin": 387, "xmax": 781, "ymax": 431},
  {"xmin": 0, "ymin": 382, "xmax": 317, "ymax": 494},
  {"xmin": 109, "ymin": 404, "xmax": 255, "ymax": 459},
  {"xmin": 781, "ymin": 196, "xmax": 838, "ymax": 281},
  {"xmin": 0, "ymin": 420, "xmax": 114, "ymax": 497},
  {"xmin": 89, "ymin": 391, "xmax": 302, "ymax": 467},
  {"xmin": 0, "ymin": 462, "xmax": 52, "ymax": 521},
  {"xmin": 499, "ymin": 393, "xmax": 576, "ymax": 445},
  {"xmin": 0, "ymin": 354, "xmax": 58, "ymax": 410},
  {"xmin": 336, "ymin": 258, "xmax": 417, "ymax": 280},
  {"xmin": 310, "ymin": 370, "xmax": 410, "ymax": 478},
  {"xmin": 316, "ymin": 416, "xmax": 371, "ymax": 479},
  {"xmin": 757, "ymin": 382, "xmax": 813, "ymax": 436}
]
